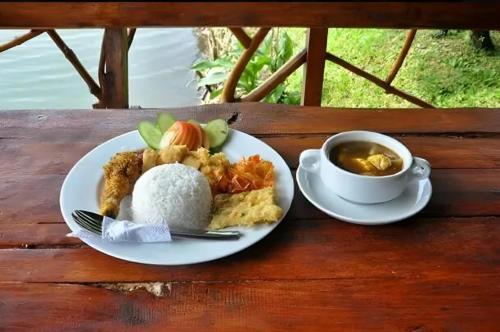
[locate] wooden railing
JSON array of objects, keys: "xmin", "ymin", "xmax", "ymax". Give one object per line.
[{"xmin": 0, "ymin": 2, "xmax": 499, "ymax": 109}]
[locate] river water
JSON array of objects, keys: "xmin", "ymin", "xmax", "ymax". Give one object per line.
[{"xmin": 0, "ymin": 29, "xmax": 201, "ymax": 109}]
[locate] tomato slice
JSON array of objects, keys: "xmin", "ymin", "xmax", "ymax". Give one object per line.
[{"xmin": 190, "ymin": 122, "xmax": 204, "ymax": 150}]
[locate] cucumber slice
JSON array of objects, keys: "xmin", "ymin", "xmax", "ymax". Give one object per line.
[
  {"xmin": 157, "ymin": 112, "xmax": 176, "ymax": 133},
  {"xmin": 205, "ymin": 119, "xmax": 229, "ymax": 149},
  {"xmin": 138, "ymin": 121, "xmax": 162, "ymax": 149}
]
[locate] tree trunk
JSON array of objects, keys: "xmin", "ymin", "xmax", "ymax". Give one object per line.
[{"xmin": 470, "ymin": 30, "xmax": 495, "ymax": 50}]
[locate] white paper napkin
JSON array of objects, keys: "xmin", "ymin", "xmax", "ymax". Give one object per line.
[{"xmin": 67, "ymin": 216, "xmax": 172, "ymax": 243}]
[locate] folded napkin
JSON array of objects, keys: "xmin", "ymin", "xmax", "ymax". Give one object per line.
[{"xmin": 67, "ymin": 216, "xmax": 172, "ymax": 243}]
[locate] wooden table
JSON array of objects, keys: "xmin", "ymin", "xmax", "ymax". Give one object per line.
[{"xmin": 1, "ymin": 103, "xmax": 499, "ymax": 331}]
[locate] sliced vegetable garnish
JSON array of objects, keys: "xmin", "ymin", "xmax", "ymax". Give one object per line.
[
  {"xmin": 138, "ymin": 121, "xmax": 163, "ymax": 150},
  {"xmin": 205, "ymin": 119, "xmax": 229, "ymax": 149},
  {"xmin": 160, "ymin": 120, "xmax": 203, "ymax": 151},
  {"xmin": 157, "ymin": 112, "xmax": 176, "ymax": 133}
]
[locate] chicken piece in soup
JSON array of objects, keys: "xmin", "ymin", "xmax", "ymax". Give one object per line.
[{"xmin": 329, "ymin": 141, "xmax": 403, "ymax": 176}]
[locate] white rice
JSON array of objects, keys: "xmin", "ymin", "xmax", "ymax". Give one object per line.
[{"xmin": 131, "ymin": 163, "xmax": 212, "ymax": 230}]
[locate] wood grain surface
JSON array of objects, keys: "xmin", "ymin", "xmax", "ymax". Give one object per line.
[
  {"xmin": 1, "ymin": 104, "xmax": 499, "ymax": 330},
  {"xmin": 1, "ymin": 2, "xmax": 499, "ymax": 29}
]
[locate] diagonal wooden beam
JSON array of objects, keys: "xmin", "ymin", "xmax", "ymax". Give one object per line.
[
  {"xmin": 229, "ymin": 28, "xmax": 251, "ymax": 48},
  {"xmin": 325, "ymin": 52, "xmax": 434, "ymax": 108},
  {"xmin": 386, "ymin": 29, "xmax": 417, "ymax": 85},
  {"xmin": 127, "ymin": 28, "xmax": 136, "ymax": 50},
  {"xmin": 46, "ymin": 30, "xmax": 101, "ymax": 99},
  {"xmin": 242, "ymin": 49, "xmax": 307, "ymax": 102},
  {"xmin": 0, "ymin": 29, "xmax": 45, "ymax": 53},
  {"xmin": 222, "ymin": 27, "xmax": 271, "ymax": 102}
]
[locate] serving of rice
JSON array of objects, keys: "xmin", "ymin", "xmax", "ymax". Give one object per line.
[{"xmin": 131, "ymin": 163, "xmax": 212, "ymax": 230}]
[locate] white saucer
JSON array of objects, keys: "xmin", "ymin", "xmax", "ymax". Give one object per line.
[{"xmin": 296, "ymin": 166, "xmax": 432, "ymax": 225}]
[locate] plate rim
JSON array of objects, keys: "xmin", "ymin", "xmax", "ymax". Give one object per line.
[
  {"xmin": 296, "ymin": 165, "xmax": 432, "ymax": 226},
  {"xmin": 60, "ymin": 128, "xmax": 294, "ymax": 265}
]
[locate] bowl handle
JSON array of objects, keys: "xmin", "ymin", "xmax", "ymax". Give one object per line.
[
  {"xmin": 299, "ymin": 149, "xmax": 321, "ymax": 173},
  {"xmin": 411, "ymin": 157, "xmax": 431, "ymax": 180}
]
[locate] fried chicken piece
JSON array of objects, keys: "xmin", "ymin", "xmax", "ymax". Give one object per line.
[
  {"xmin": 181, "ymin": 147, "xmax": 210, "ymax": 170},
  {"xmin": 142, "ymin": 148, "xmax": 158, "ymax": 173},
  {"xmin": 100, "ymin": 151, "xmax": 142, "ymax": 218},
  {"xmin": 158, "ymin": 145, "xmax": 188, "ymax": 164}
]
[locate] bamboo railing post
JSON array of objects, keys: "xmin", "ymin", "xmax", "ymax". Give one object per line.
[
  {"xmin": 301, "ymin": 28, "xmax": 328, "ymax": 106},
  {"xmin": 0, "ymin": 29, "xmax": 46, "ymax": 53},
  {"xmin": 242, "ymin": 49, "xmax": 307, "ymax": 102},
  {"xmin": 325, "ymin": 52, "xmax": 433, "ymax": 108},
  {"xmin": 127, "ymin": 28, "xmax": 136, "ymax": 50},
  {"xmin": 385, "ymin": 29, "xmax": 417, "ymax": 85},
  {"xmin": 229, "ymin": 28, "xmax": 251, "ymax": 48},
  {"xmin": 98, "ymin": 28, "xmax": 129, "ymax": 108},
  {"xmin": 221, "ymin": 27, "xmax": 270, "ymax": 103},
  {"xmin": 46, "ymin": 30, "xmax": 101, "ymax": 100}
]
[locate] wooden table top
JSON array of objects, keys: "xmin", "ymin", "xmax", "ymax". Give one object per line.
[{"xmin": 1, "ymin": 103, "xmax": 499, "ymax": 331}]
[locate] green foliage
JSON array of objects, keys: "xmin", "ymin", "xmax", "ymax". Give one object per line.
[
  {"xmin": 192, "ymin": 30, "xmax": 300, "ymax": 104},
  {"xmin": 194, "ymin": 28, "xmax": 499, "ymax": 107},
  {"xmin": 285, "ymin": 28, "xmax": 499, "ymax": 107}
]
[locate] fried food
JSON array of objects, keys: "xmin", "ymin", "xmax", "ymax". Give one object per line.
[
  {"xmin": 100, "ymin": 151, "xmax": 142, "ymax": 218},
  {"xmin": 142, "ymin": 148, "xmax": 158, "ymax": 173},
  {"xmin": 200, "ymin": 152, "xmax": 230, "ymax": 194},
  {"xmin": 208, "ymin": 187, "xmax": 283, "ymax": 230},
  {"xmin": 217, "ymin": 155, "xmax": 275, "ymax": 194},
  {"xmin": 158, "ymin": 145, "xmax": 188, "ymax": 164},
  {"xmin": 178, "ymin": 147, "xmax": 230, "ymax": 195},
  {"xmin": 182, "ymin": 147, "xmax": 210, "ymax": 170}
]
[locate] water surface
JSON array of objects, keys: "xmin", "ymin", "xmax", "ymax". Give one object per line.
[{"xmin": 0, "ymin": 28, "xmax": 201, "ymax": 109}]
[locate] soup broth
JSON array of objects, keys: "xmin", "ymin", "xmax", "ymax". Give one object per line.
[{"xmin": 329, "ymin": 141, "xmax": 403, "ymax": 176}]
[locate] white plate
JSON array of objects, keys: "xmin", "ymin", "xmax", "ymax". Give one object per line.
[
  {"xmin": 296, "ymin": 166, "xmax": 432, "ymax": 225},
  {"xmin": 60, "ymin": 129, "xmax": 294, "ymax": 265}
]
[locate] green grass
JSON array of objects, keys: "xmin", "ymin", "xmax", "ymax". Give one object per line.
[{"xmin": 284, "ymin": 28, "xmax": 500, "ymax": 107}]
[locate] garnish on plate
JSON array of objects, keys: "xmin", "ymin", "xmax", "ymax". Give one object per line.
[
  {"xmin": 99, "ymin": 113, "xmax": 281, "ymax": 232},
  {"xmin": 138, "ymin": 112, "xmax": 229, "ymax": 152}
]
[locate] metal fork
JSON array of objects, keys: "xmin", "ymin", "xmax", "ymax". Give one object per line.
[{"xmin": 71, "ymin": 210, "xmax": 241, "ymax": 240}]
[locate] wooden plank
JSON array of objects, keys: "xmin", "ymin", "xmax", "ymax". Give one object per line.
[
  {"xmin": 290, "ymin": 169, "xmax": 500, "ymax": 220},
  {"xmin": 0, "ymin": 169, "xmax": 499, "ymax": 230},
  {"xmin": 2, "ymin": 106, "xmax": 500, "ymax": 135},
  {"xmin": 0, "ymin": 217, "xmax": 498, "ymax": 282},
  {"xmin": 1, "ymin": 135, "xmax": 499, "ymax": 180},
  {"xmin": 1, "ymin": 279, "xmax": 499, "ymax": 331},
  {"xmin": 302, "ymin": 28, "xmax": 328, "ymax": 106},
  {"xmin": 0, "ymin": 2, "xmax": 499, "ymax": 29},
  {"xmin": 99, "ymin": 28, "xmax": 128, "ymax": 108},
  {"xmin": 0, "ymin": 169, "xmax": 499, "ymax": 231},
  {"xmin": 0, "ymin": 223, "xmax": 81, "ymax": 248}
]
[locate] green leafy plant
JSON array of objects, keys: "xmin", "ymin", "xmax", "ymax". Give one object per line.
[{"xmin": 193, "ymin": 30, "xmax": 301, "ymax": 104}]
